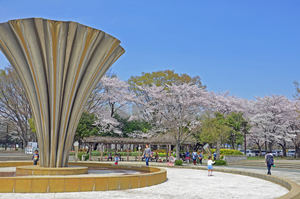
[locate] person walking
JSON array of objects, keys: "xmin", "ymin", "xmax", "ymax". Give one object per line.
[
  {"xmin": 185, "ymin": 150, "xmax": 190, "ymax": 164},
  {"xmin": 213, "ymin": 152, "xmax": 217, "ymax": 160},
  {"xmin": 207, "ymin": 156, "xmax": 215, "ymax": 176},
  {"xmin": 192, "ymin": 151, "xmax": 198, "ymax": 165},
  {"xmin": 142, "ymin": 144, "xmax": 152, "ymax": 166},
  {"xmin": 199, "ymin": 151, "xmax": 203, "ymax": 165},
  {"xmin": 265, "ymin": 151, "xmax": 274, "ymax": 175}
]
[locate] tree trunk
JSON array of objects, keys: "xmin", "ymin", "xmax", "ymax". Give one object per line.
[
  {"xmin": 268, "ymin": 143, "xmax": 273, "ymax": 151},
  {"xmin": 258, "ymin": 144, "xmax": 261, "ymax": 156},
  {"xmin": 231, "ymin": 138, "xmax": 235, "ymax": 150},
  {"xmin": 278, "ymin": 143, "xmax": 287, "ymax": 157},
  {"xmin": 5, "ymin": 123, "xmax": 9, "ymax": 150},
  {"xmin": 165, "ymin": 145, "xmax": 168, "ymax": 162},
  {"xmin": 293, "ymin": 139, "xmax": 299, "ymax": 158},
  {"xmin": 265, "ymin": 135, "xmax": 267, "ymax": 152},
  {"xmin": 89, "ymin": 143, "xmax": 92, "ymax": 161},
  {"xmin": 216, "ymin": 140, "xmax": 221, "ymax": 160},
  {"xmin": 176, "ymin": 142, "xmax": 180, "ymax": 160}
]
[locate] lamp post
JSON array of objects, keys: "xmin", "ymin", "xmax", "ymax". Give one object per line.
[
  {"xmin": 138, "ymin": 145, "xmax": 141, "ymax": 161},
  {"xmin": 5, "ymin": 123, "xmax": 8, "ymax": 151},
  {"xmin": 242, "ymin": 121, "xmax": 248, "ymax": 155},
  {"xmin": 74, "ymin": 141, "xmax": 79, "ymax": 162}
]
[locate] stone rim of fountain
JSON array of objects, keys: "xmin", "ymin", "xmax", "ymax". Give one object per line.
[{"xmin": 16, "ymin": 165, "xmax": 88, "ymax": 176}]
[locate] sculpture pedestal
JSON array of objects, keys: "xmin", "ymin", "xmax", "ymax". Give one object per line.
[{"xmin": 16, "ymin": 165, "xmax": 88, "ymax": 176}]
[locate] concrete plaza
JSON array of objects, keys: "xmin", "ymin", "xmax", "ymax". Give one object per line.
[{"xmin": 0, "ymin": 165, "xmax": 289, "ymax": 199}]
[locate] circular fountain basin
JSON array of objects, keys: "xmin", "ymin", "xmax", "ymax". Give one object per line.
[
  {"xmin": 0, "ymin": 167, "xmax": 151, "ymax": 177},
  {"xmin": 0, "ymin": 161, "xmax": 167, "ymax": 193}
]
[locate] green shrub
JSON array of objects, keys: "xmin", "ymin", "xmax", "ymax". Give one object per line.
[
  {"xmin": 78, "ymin": 153, "xmax": 89, "ymax": 161},
  {"xmin": 175, "ymin": 160, "xmax": 183, "ymax": 166},
  {"xmin": 77, "ymin": 153, "xmax": 84, "ymax": 160},
  {"xmin": 210, "ymin": 149, "xmax": 243, "ymax": 155},
  {"xmin": 158, "ymin": 153, "xmax": 166, "ymax": 157},
  {"xmin": 214, "ymin": 160, "xmax": 227, "ymax": 166}
]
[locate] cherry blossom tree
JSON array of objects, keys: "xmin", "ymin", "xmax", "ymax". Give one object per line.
[
  {"xmin": 209, "ymin": 92, "xmax": 246, "ymax": 115},
  {"xmin": 248, "ymin": 95, "xmax": 294, "ymax": 152},
  {"xmin": 284, "ymin": 100, "xmax": 300, "ymax": 157},
  {"xmin": 86, "ymin": 76, "xmax": 136, "ymax": 136},
  {"xmin": 134, "ymin": 83, "xmax": 211, "ymax": 159}
]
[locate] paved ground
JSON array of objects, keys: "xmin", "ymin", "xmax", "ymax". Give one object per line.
[
  {"xmin": 0, "ymin": 158, "xmax": 297, "ymax": 198},
  {"xmin": 114, "ymin": 160, "xmax": 300, "ymax": 185},
  {"xmin": 226, "ymin": 165, "xmax": 300, "ymax": 185},
  {"xmin": 0, "ymin": 167, "xmax": 288, "ymax": 199},
  {"xmin": 100, "ymin": 160, "xmax": 300, "ymax": 185}
]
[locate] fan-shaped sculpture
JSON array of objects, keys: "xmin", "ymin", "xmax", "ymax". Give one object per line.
[{"xmin": 0, "ymin": 18, "xmax": 125, "ymax": 167}]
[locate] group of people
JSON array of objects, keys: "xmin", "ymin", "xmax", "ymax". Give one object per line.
[
  {"xmin": 181, "ymin": 150, "xmax": 204, "ymax": 165},
  {"xmin": 107, "ymin": 144, "xmax": 154, "ymax": 166},
  {"xmin": 182, "ymin": 150, "xmax": 216, "ymax": 176}
]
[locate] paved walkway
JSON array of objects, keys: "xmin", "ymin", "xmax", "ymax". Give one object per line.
[
  {"xmin": 113, "ymin": 161, "xmax": 300, "ymax": 185},
  {"xmin": 225, "ymin": 166, "xmax": 300, "ymax": 185},
  {"xmin": 0, "ymin": 167, "xmax": 288, "ymax": 199},
  {"xmin": 0, "ymin": 160, "xmax": 297, "ymax": 198},
  {"xmin": 2, "ymin": 158, "xmax": 300, "ymax": 185}
]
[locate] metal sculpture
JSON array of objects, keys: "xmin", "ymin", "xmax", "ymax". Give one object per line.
[{"xmin": 0, "ymin": 18, "xmax": 125, "ymax": 167}]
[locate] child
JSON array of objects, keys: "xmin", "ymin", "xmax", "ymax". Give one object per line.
[
  {"xmin": 207, "ymin": 156, "xmax": 215, "ymax": 176},
  {"xmin": 192, "ymin": 151, "xmax": 198, "ymax": 165},
  {"xmin": 32, "ymin": 150, "xmax": 39, "ymax": 165},
  {"xmin": 114, "ymin": 154, "xmax": 119, "ymax": 165}
]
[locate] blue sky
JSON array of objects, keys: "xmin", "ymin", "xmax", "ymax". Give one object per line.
[{"xmin": 0, "ymin": 0, "xmax": 299, "ymax": 99}]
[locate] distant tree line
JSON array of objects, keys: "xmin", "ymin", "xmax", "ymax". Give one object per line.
[{"xmin": 1, "ymin": 66, "xmax": 300, "ymax": 160}]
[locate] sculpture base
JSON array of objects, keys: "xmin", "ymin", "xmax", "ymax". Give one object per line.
[{"xmin": 16, "ymin": 165, "xmax": 88, "ymax": 175}]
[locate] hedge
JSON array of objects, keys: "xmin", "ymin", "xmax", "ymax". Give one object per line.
[
  {"xmin": 175, "ymin": 160, "xmax": 183, "ymax": 166},
  {"xmin": 214, "ymin": 160, "xmax": 227, "ymax": 166},
  {"xmin": 210, "ymin": 149, "xmax": 244, "ymax": 155}
]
